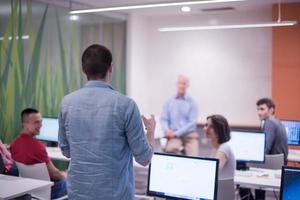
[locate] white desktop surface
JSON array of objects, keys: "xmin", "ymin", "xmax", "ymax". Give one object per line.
[
  {"xmin": 46, "ymin": 147, "xmax": 146, "ymax": 167},
  {"xmin": 0, "ymin": 174, "xmax": 53, "ymax": 200},
  {"xmin": 46, "ymin": 147, "xmax": 282, "ymax": 190},
  {"xmin": 46, "ymin": 147, "xmax": 70, "ymax": 162},
  {"xmin": 234, "ymin": 168, "xmax": 281, "ymax": 190},
  {"xmin": 47, "ymin": 147, "xmax": 300, "ymax": 162},
  {"xmin": 288, "ymin": 149, "xmax": 300, "ymax": 162}
]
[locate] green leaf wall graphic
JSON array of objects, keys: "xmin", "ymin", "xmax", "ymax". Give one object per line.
[{"xmin": 0, "ymin": 0, "xmax": 126, "ymax": 143}]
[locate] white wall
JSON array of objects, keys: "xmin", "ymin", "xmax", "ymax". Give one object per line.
[{"xmin": 127, "ymin": 10, "xmax": 272, "ymax": 132}]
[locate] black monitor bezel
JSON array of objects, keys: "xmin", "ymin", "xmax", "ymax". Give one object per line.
[
  {"xmin": 36, "ymin": 116, "xmax": 59, "ymax": 142},
  {"xmin": 147, "ymin": 152, "xmax": 219, "ymax": 200},
  {"xmin": 280, "ymin": 165, "xmax": 300, "ymax": 200},
  {"xmin": 230, "ymin": 129, "xmax": 266, "ymax": 163},
  {"xmin": 280, "ymin": 119, "xmax": 300, "ymax": 146}
]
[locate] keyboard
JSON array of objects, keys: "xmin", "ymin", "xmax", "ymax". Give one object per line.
[{"xmin": 236, "ymin": 170, "xmax": 253, "ymax": 177}]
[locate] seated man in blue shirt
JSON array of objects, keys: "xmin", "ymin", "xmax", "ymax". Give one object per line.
[{"xmin": 160, "ymin": 75, "xmax": 199, "ymax": 156}]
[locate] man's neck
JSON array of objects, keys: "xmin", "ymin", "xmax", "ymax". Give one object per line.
[
  {"xmin": 21, "ymin": 130, "xmax": 33, "ymax": 137},
  {"xmin": 88, "ymin": 78, "xmax": 106, "ymax": 82},
  {"xmin": 177, "ymin": 93, "xmax": 186, "ymax": 98},
  {"xmin": 264, "ymin": 115, "xmax": 274, "ymax": 121},
  {"xmin": 87, "ymin": 74, "xmax": 111, "ymax": 83}
]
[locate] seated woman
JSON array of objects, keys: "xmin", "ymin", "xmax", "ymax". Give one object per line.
[{"xmin": 204, "ymin": 115, "xmax": 236, "ymax": 179}]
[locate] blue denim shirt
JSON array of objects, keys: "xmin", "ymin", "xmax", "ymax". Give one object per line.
[
  {"xmin": 160, "ymin": 95, "xmax": 198, "ymax": 137},
  {"xmin": 58, "ymin": 81, "xmax": 153, "ymax": 200}
]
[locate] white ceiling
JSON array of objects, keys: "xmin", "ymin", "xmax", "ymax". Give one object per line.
[{"xmin": 67, "ymin": 0, "xmax": 300, "ymax": 16}]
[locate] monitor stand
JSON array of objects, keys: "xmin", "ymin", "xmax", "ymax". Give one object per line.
[
  {"xmin": 46, "ymin": 141, "xmax": 58, "ymax": 147},
  {"xmin": 236, "ymin": 161, "xmax": 249, "ymax": 171}
]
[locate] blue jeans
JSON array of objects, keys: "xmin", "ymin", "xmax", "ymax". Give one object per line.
[
  {"xmin": 51, "ymin": 179, "xmax": 67, "ymax": 199},
  {"xmin": 4, "ymin": 162, "xmax": 19, "ymax": 176}
]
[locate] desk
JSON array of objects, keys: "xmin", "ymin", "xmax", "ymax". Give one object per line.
[
  {"xmin": 46, "ymin": 147, "xmax": 70, "ymax": 162},
  {"xmin": 47, "ymin": 147, "xmax": 281, "ymax": 193},
  {"xmin": 288, "ymin": 149, "xmax": 300, "ymax": 162},
  {"xmin": 0, "ymin": 174, "xmax": 53, "ymax": 200},
  {"xmin": 234, "ymin": 168, "xmax": 281, "ymax": 190},
  {"xmin": 46, "ymin": 147, "xmax": 146, "ymax": 168}
]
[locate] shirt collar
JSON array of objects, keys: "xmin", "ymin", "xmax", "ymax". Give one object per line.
[
  {"xmin": 261, "ymin": 120, "xmax": 265, "ymax": 128},
  {"xmin": 84, "ymin": 80, "xmax": 114, "ymax": 90},
  {"xmin": 175, "ymin": 94, "xmax": 188, "ymax": 100},
  {"xmin": 264, "ymin": 115, "xmax": 275, "ymax": 121},
  {"xmin": 19, "ymin": 133, "xmax": 34, "ymax": 139}
]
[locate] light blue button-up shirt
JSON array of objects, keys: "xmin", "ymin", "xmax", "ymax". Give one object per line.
[
  {"xmin": 58, "ymin": 81, "xmax": 153, "ymax": 200},
  {"xmin": 160, "ymin": 95, "xmax": 198, "ymax": 137}
]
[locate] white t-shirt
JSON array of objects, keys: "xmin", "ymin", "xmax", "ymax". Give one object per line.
[{"xmin": 217, "ymin": 142, "xmax": 236, "ymax": 179}]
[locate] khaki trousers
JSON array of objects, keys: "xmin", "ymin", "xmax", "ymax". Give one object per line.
[{"xmin": 165, "ymin": 132, "xmax": 199, "ymax": 156}]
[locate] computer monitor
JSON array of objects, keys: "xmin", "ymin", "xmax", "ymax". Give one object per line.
[
  {"xmin": 281, "ymin": 120, "xmax": 300, "ymax": 146},
  {"xmin": 36, "ymin": 117, "xmax": 59, "ymax": 142},
  {"xmin": 147, "ymin": 153, "xmax": 219, "ymax": 200},
  {"xmin": 280, "ymin": 166, "xmax": 300, "ymax": 200},
  {"xmin": 228, "ymin": 129, "xmax": 265, "ymax": 166}
]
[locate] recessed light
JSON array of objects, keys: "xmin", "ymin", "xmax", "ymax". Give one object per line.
[
  {"xmin": 181, "ymin": 6, "xmax": 191, "ymax": 12},
  {"xmin": 159, "ymin": 21, "xmax": 298, "ymax": 32},
  {"xmin": 69, "ymin": 15, "xmax": 79, "ymax": 21},
  {"xmin": 70, "ymin": 0, "xmax": 246, "ymax": 14}
]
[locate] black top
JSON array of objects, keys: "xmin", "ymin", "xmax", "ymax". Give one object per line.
[{"xmin": 0, "ymin": 155, "xmax": 5, "ymax": 174}]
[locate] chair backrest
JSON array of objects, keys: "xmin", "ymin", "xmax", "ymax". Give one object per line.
[
  {"xmin": 16, "ymin": 162, "xmax": 51, "ymax": 181},
  {"xmin": 0, "ymin": 155, "xmax": 5, "ymax": 174},
  {"xmin": 217, "ymin": 178, "xmax": 235, "ymax": 200},
  {"xmin": 248, "ymin": 154, "xmax": 284, "ymax": 170},
  {"xmin": 16, "ymin": 162, "xmax": 51, "ymax": 200}
]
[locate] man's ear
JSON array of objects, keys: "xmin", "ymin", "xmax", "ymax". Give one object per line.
[
  {"xmin": 270, "ymin": 107, "xmax": 275, "ymax": 115},
  {"xmin": 108, "ymin": 64, "xmax": 112, "ymax": 73},
  {"xmin": 82, "ymin": 68, "xmax": 90, "ymax": 80}
]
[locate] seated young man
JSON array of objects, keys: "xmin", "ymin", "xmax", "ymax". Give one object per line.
[
  {"xmin": 10, "ymin": 108, "xmax": 67, "ymax": 199},
  {"xmin": 239, "ymin": 98, "xmax": 288, "ymax": 200}
]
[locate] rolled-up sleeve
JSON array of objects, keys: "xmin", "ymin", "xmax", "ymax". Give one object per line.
[
  {"xmin": 58, "ymin": 104, "xmax": 70, "ymax": 158},
  {"xmin": 125, "ymin": 100, "xmax": 153, "ymax": 165}
]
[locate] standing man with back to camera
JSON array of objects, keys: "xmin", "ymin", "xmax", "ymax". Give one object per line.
[{"xmin": 58, "ymin": 44, "xmax": 155, "ymax": 200}]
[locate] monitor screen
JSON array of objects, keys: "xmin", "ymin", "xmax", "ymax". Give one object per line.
[
  {"xmin": 147, "ymin": 153, "xmax": 219, "ymax": 200},
  {"xmin": 281, "ymin": 120, "xmax": 300, "ymax": 146},
  {"xmin": 280, "ymin": 166, "xmax": 300, "ymax": 200},
  {"xmin": 228, "ymin": 130, "xmax": 265, "ymax": 163},
  {"xmin": 36, "ymin": 118, "xmax": 59, "ymax": 142}
]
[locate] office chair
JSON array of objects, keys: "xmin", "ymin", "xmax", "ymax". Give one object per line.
[
  {"xmin": 218, "ymin": 178, "xmax": 235, "ymax": 200},
  {"xmin": 248, "ymin": 154, "xmax": 284, "ymax": 169},
  {"xmin": 16, "ymin": 162, "xmax": 67, "ymax": 200}
]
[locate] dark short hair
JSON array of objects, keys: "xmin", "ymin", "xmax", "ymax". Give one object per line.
[
  {"xmin": 256, "ymin": 98, "xmax": 275, "ymax": 110},
  {"xmin": 21, "ymin": 108, "xmax": 39, "ymax": 123},
  {"xmin": 207, "ymin": 114, "xmax": 231, "ymax": 144},
  {"xmin": 81, "ymin": 44, "xmax": 112, "ymax": 79}
]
